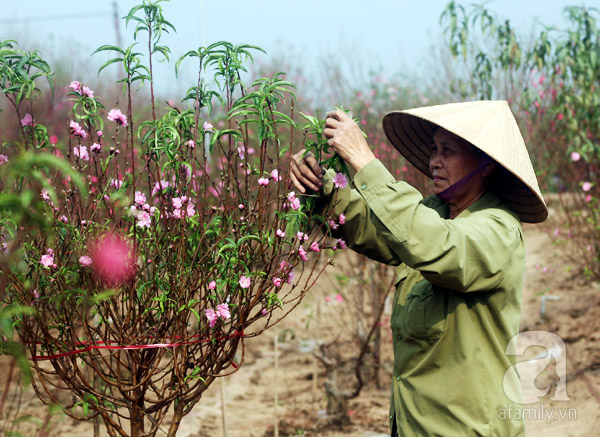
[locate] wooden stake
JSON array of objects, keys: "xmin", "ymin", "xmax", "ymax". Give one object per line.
[
  {"xmin": 274, "ymin": 335, "xmax": 279, "ymax": 437},
  {"xmin": 93, "ymin": 372, "xmax": 100, "ymax": 437},
  {"xmin": 220, "ymin": 378, "xmax": 228, "ymax": 437},
  {"xmin": 313, "ymin": 298, "xmax": 320, "ymax": 401}
]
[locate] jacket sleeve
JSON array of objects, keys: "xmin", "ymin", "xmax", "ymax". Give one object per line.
[{"xmin": 321, "ymin": 159, "xmax": 523, "ymax": 292}]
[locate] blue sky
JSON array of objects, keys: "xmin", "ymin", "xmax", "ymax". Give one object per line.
[{"xmin": 1, "ymin": 0, "xmax": 589, "ymax": 96}]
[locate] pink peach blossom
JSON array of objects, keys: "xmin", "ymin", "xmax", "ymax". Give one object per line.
[
  {"xmin": 73, "ymin": 145, "xmax": 89, "ymax": 161},
  {"xmin": 136, "ymin": 211, "xmax": 152, "ymax": 228},
  {"xmin": 298, "ymin": 246, "xmax": 308, "ymax": 261},
  {"xmin": 40, "ymin": 252, "xmax": 54, "ymax": 267},
  {"xmin": 286, "ymin": 191, "xmax": 301, "ymax": 210},
  {"xmin": 239, "ymin": 275, "xmax": 251, "ymax": 289},
  {"xmin": 69, "ymin": 120, "xmax": 87, "ymax": 138},
  {"xmin": 216, "ymin": 303, "xmax": 231, "ymax": 320},
  {"xmin": 107, "ymin": 108, "xmax": 127, "ymax": 126},
  {"xmin": 21, "ymin": 113, "xmax": 34, "ymax": 127},
  {"xmin": 79, "ymin": 255, "xmax": 92, "ymax": 266},
  {"xmin": 205, "ymin": 309, "xmax": 218, "ymax": 327},
  {"xmin": 332, "ymin": 172, "xmax": 348, "ymax": 188},
  {"xmin": 135, "ymin": 191, "xmax": 146, "ymax": 205},
  {"xmin": 69, "ymin": 81, "xmax": 81, "ymax": 91}
]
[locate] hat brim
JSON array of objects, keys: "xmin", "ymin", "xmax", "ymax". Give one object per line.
[{"xmin": 382, "ymin": 111, "xmax": 548, "ymax": 223}]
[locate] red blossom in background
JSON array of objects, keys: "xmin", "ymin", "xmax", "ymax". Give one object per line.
[{"xmin": 90, "ymin": 233, "xmax": 136, "ymax": 286}]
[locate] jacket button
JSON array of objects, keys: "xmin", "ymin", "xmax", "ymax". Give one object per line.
[
  {"xmin": 397, "ymin": 334, "xmax": 403, "ymax": 340},
  {"xmin": 396, "ymin": 376, "xmax": 401, "ymax": 381},
  {"xmin": 360, "ymin": 183, "xmax": 367, "ymax": 190}
]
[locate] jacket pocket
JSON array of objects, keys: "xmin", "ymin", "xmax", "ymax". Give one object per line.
[{"xmin": 402, "ymin": 280, "xmax": 447, "ymax": 340}]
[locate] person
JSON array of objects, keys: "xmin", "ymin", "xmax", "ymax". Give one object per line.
[{"xmin": 290, "ymin": 101, "xmax": 547, "ymax": 436}]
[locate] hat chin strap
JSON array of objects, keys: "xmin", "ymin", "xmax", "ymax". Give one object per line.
[{"xmin": 436, "ymin": 156, "xmax": 494, "ymax": 203}]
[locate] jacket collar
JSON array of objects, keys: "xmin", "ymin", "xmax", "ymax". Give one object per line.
[{"xmin": 425, "ymin": 190, "xmax": 508, "ymax": 220}]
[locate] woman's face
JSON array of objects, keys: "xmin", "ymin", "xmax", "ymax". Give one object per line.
[{"xmin": 428, "ymin": 128, "xmax": 483, "ymax": 195}]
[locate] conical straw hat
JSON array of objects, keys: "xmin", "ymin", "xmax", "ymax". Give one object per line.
[{"xmin": 382, "ymin": 100, "xmax": 548, "ymax": 223}]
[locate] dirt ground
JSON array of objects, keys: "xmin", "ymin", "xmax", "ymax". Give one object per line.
[{"xmin": 1, "ymin": 224, "xmax": 599, "ymax": 436}]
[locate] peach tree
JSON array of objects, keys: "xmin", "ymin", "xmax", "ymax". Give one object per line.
[{"xmin": 0, "ymin": 1, "xmax": 346, "ymax": 435}]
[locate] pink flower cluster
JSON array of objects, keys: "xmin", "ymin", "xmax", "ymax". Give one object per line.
[
  {"xmin": 297, "ymin": 246, "xmax": 308, "ymax": 261},
  {"xmin": 258, "ymin": 169, "xmax": 281, "ymax": 187},
  {"xmin": 334, "ymin": 239, "xmax": 347, "ymax": 250},
  {"xmin": 130, "ymin": 191, "xmax": 156, "ymax": 228},
  {"xmin": 237, "ymin": 143, "xmax": 255, "ymax": 160},
  {"xmin": 329, "ymin": 213, "xmax": 346, "ymax": 230},
  {"xmin": 272, "ymin": 260, "xmax": 294, "ymax": 286},
  {"xmin": 69, "ymin": 81, "xmax": 94, "ymax": 98},
  {"xmin": 171, "ymin": 196, "xmax": 195, "ymax": 219},
  {"xmin": 285, "ymin": 191, "xmax": 300, "ymax": 210},
  {"xmin": 205, "ymin": 302, "xmax": 231, "ymax": 328},
  {"xmin": 107, "ymin": 108, "xmax": 128, "ymax": 126},
  {"xmin": 73, "ymin": 145, "xmax": 89, "ymax": 161},
  {"xmin": 40, "ymin": 248, "xmax": 56, "ymax": 268},
  {"xmin": 21, "ymin": 113, "xmax": 34, "ymax": 127},
  {"xmin": 332, "ymin": 172, "xmax": 348, "ymax": 189},
  {"xmin": 239, "ymin": 275, "xmax": 251, "ymax": 289},
  {"xmin": 69, "ymin": 120, "xmax": 87, "ymax": 139},
  {"xmin": 152, "ymin": 180, "xmax": 170, "ymax": 196},
  {"xmin": 0, "ymin": 154, "xmax": 7, "ymax": 166},
  {"xmin": 270, "ymin": 169, "xmax": 281, "ymax": 181},
  {"xmin": 297, "ymin": 231, "xmax": 308, "ymax": 241}
]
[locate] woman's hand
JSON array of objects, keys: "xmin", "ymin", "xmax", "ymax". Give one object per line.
[
  {"xmin": 324, "ymin": 109, "xmax": 376, "ymax": 172},
  {"xmin": 290, "ymin": 149, "xmax": 324, "ymax": 194}
]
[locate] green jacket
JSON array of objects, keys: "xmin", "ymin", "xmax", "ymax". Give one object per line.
[{"xmin": 320, "ymin": 159, "xmax": 525, "ymax": 436}]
